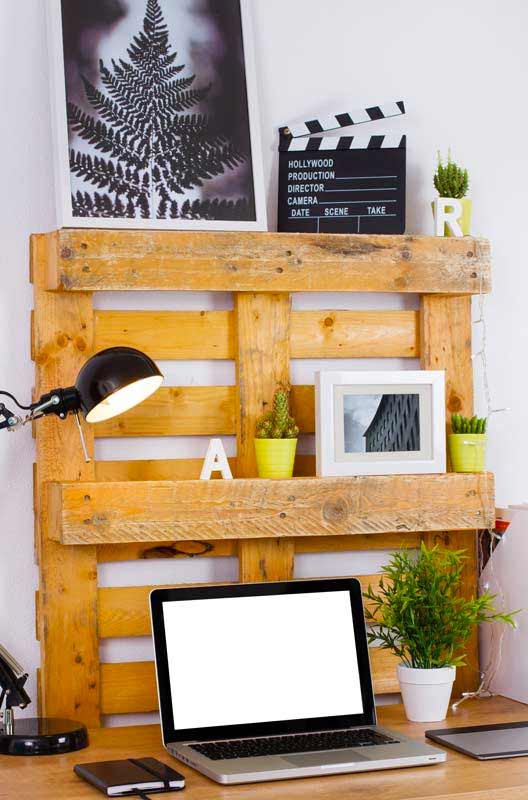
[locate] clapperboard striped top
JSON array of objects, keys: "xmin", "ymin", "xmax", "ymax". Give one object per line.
[
  {"xmin": 279, "ymin": 134, "xmax": 406, "ymax": 152},
  {"xmin": 280, "ymin": 100, "xmax": 405, "ymax": 139}
]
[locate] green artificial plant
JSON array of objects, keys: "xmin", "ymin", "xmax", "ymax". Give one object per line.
[
  {"xmin": 451, "ymin": 413, "xmax": 487, "ymax": 434},
  {"xmin": 255, "ymin": 386, "xmax": 299, "ymax": 439},
  {"xmin": 434, "ymin": 150, "xmax": 469, "ymax": 199},
  {"xmin": 364, "ymin": 543, "xmax": 518, "ymax": 669}
]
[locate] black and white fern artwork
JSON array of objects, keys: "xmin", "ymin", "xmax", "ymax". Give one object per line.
[{"xmin": 55, "ymin": 0, "xmax": 263, "ymax": 227}]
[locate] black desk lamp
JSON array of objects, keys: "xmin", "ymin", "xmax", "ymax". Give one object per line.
[
  {"xmin": 0, "ymin": 346, "xmax": 163, "ymax": 461},
  {"xmin": 0, "ymin": 347, "xmax": 163, "ymax": 754}
]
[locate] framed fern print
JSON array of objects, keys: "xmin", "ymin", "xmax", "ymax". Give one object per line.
[{"xmin": 47, "ymin": 0, "xmax": 266, "ymax": 230}]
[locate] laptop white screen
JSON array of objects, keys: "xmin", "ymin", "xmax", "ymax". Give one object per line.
[{"xmin": 162, "ymin": 590, "xmax": 363, "ymax": 730}]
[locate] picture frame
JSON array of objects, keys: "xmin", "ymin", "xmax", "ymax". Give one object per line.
[
  {"xmin": 315, "ymin": 370, "xmax": 446, "ymax": 477},
  {"xmin": 46, "ymin": 0, "xmax": 267, "ymax": 231}
]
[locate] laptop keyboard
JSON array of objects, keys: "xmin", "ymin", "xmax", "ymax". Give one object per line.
[{"xmin": 190, "ymin": 729, "xmax": 399, "ymax": 761}]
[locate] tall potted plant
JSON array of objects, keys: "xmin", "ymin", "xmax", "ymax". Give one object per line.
[
  {"xmin": 433, "ymin": 150, "xmax": 471, "ymax": 235},
  {"xmin": 255, "ymin": 386, "xmax": 299, "ymax": 478},
  {"xmin": 364, "ymin": 543, "xmax": 517, "ymax": 722}
]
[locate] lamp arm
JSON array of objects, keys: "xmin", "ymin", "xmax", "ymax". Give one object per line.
[{"xmin": 0, "ymin": 387, "xmax": 81, "ymax": 432}]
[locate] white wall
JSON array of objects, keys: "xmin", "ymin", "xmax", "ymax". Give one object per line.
[{"xmin": 1, "ymin": 0, "xmax": 526, "ymax": 720}]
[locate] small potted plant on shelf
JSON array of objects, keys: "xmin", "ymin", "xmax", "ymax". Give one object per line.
[
  {"xmin": 364, "ymin": 543, "xmax": 517, "ymax": 723},
  {"xmin": 255, "ymin": 386, "xmax": 299, "ymax": 478},
  {"xmin": 433, "ymin": 150, "xmax": 471, "ymax": 236},
  {"xmin": 449, "ymin": 413, "xmax": 487, "ymax": 473}
]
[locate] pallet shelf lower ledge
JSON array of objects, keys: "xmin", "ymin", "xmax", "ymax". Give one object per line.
[{"xmin": 47, "ymin": 472, "xmax": 495, "ymax": 546}]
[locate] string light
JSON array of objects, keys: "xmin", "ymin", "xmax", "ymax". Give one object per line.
[{"xmin": 451, "ymin": 258, "xmax": 510, "ymax": 711}]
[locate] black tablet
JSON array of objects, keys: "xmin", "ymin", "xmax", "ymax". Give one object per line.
[{"xmin": 426, "ymin": 721, "xmax": 528, "ymax": 760}]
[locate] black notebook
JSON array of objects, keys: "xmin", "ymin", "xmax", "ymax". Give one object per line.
[{"xmin": 74, "ymin": 757, "xmax": 185, "ymax": 796}]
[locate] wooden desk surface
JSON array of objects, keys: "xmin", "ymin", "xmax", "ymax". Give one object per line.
[{"xmin": 3, "ymin": 697, "xmax": 528, "ymax": 800}]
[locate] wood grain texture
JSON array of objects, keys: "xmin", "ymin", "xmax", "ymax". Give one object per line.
[
  {"xmin": 420, "ymin": 295, "xmax": 480, "ymax": 698},
  {"xmin": 291, "ymin": 310, "xmax": 420, "ymax": 358},
  {"xmin": 97, "ymin": 539, "xmax": 237, "ymax": 563},
  {"xmin": 92, "ymin": 385, "xmax": 314, "ymax": 438},
  {"xmin": 48, "ymin": 473, "xmax": 495, "ymax": 545},
  {"xmin": 95, "ymin": 457, "xmax": 238, "ymax": 481},
  {"xmin": 96, "ymin": 532, "xmax": 419, "ymax": 563},
  {"xmin": 100, "ymin": 661, "xmax": 158, "ymax": 715},
  {"xmin": 93, "ymin": 309, "xmax": 419, "ymax": 360},
  {"xmin": 94, "ymin": 454, "xmax": 313, "ymax": 481},
  {"xmin": 296, "ymin": 532, "xmax": 423, "ymax": 552},
  {"xmin": 47, "ymin": 229, "xmax": 491, "ymax": 294},
  {"xmin": 94, "ymin": 385, "xmax": 235, "ymax": 437},
  {"xmin": 239, "ymin": 539, "xmax": 295, "ymax": 582},
  {"xmin": 234, "ymin": 291, "xmax": 294, "ymax": 581},
  {"xmin": 94, "ymin": 310, "xmax": 234, "ymax": 359},
  {"xmin": 420, "ymin": 295, "xmax": 473, "ymax": 422},
  {"xmin": 100, "ymin": 647, "xmax": 399, "ymax": 715},
  {"xmin": 234, "ymin": 292, "xmax": 291, "ymax": 477},
  {"xmin": 4, "ymin": 697, "xmax": 528, "ymax": 800},
  {"xmin": 98, "ymin": 575, "xmax": 387, "ymax": 638},
  {"xmin": 32, "ymin": 232, "xmax": 100, "ymax": 727}
]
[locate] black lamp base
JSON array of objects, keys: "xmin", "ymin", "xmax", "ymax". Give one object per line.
[{"xmin": 0, "ymin": 717, "xmax": 88, "ymax": 755}]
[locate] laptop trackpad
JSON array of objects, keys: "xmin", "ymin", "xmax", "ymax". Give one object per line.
[{"xmin": 284, "ymin": 750, "xmax": 370, "ymax": 767}]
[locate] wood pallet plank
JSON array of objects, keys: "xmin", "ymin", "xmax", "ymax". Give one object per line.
[
  {"xmin": 291, "ymin": 310, "xmax": 420, "ymax": 358},
  {"xmin": 100, "ymin": 646, "xmax": 400, "ymax": 715},
  {"xmin": 96, "ymin": 532, "xmax": 419, "ymax": 563},
  {"xmin": 94, "ymin": 309, "xmax": 420, "ymax": 360},
  {"xmin": 98, "ymin": 574, "xmax": 387, "ymax": 638},
  {"xmin": 94, "ymin": 385, "xmax": 235, "ymax": 437},
  {"xmin": 32, "ymin": 232, "xmax": 100, "ymax": 727},
  {"xmin": 93, "ymin": 384, "xmax": 315, "ymax": 438},
  {"xmin": 421, "ymin": 294, "xmax": 480, "ymax": 698},
  {"xmin": 235, "ymin": 292, "xmax": 295, "ymax": 580},
  {"xmin": 95, "ymin": 310, "xmax": 234, "ymax": 360},
  {"xmin": 48, "ymin": 230, "xmax": 491, "ymax": 295},
  {"xmin": 48, "ymin": 473, "xmax": 495, "ymax": 545}
]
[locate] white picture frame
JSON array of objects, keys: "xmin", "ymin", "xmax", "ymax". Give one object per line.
[
  {"xmin": 46, "ymin": 0, "xmax": 267, "ymax": 231},
  {"xmin": 315, "ymin": 370, "xmax": 446, "ymax": 477}
]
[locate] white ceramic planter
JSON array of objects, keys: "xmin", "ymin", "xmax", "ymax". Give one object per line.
[{"xmin": 397, "ymin": 665, "xmax": 456, "ymax": 722}]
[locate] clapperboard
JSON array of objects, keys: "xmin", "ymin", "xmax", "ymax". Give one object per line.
[{"xmin": 277, "ymin": 101, "xmax": 406, "ymax": 234}]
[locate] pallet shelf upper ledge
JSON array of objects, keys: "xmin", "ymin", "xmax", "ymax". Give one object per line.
[
  {"xmin": 47, "ymin": 472, "xmax": 495, "ymax": 546},
  {"xmin": 37, "ymin": 230, "xmax": 491, "ymax": 294}
]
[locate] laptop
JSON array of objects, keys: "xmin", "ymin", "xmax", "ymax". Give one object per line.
[{"xmin": 150, "ymin": 578, "xmax": 445, "ymax": 784}]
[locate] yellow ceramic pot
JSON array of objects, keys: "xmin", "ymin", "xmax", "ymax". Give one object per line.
[
  {"xmin": 448, "ymin": 433, "xmax": 486, "ymax": 473},
  {"xmin": 432, "ymin": 197, "xmax": 472, "ymax": 236},
  {"xmin": 254, "ymin": 438, "xmax": 297, "ymax": 478}
]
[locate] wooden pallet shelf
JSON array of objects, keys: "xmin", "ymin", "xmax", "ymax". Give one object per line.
[
  {"xmin": 48, "ymin": 473, "xmax": 494, "ymax": 546},
  {"xmin": 43, "ymin": 229, "xmax": 491, "ymax": 294},
  {"xmin": 31, "ymin": 229, "xmax": 493, "ymax": 726}
]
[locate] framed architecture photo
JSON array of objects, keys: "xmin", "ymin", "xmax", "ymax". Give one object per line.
[
  {"xmin": 315, "ymin": 371, "xmax": 446, "ymax": 477},
  {"xmin": 47, "ymin": 0, "xmax": 266, "ymax": 230}
]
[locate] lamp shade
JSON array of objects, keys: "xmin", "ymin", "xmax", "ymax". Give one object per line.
[{"xmin": 75, "ymin": 347, "xmax": 163, "ymax": 423}]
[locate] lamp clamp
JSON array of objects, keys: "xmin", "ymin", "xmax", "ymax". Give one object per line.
[{"xmin": 0, "ymin": 403, "xmax": 23, "ymax": 432}]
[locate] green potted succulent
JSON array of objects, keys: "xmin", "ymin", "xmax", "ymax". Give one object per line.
[
  {"xmin": 255, "ymin": 386, "xmax": 299, "ymax": 478},
  {"xmin": 449, "ymin": 414, "xmax": 487, "ymax": 473},
  {"xmin": 433, "ymin": 150, "xmax": 471, "ymax": 236},
  {"xmin": 364, "ymin": 543, "xmax": 517, "ymax": 722}
]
